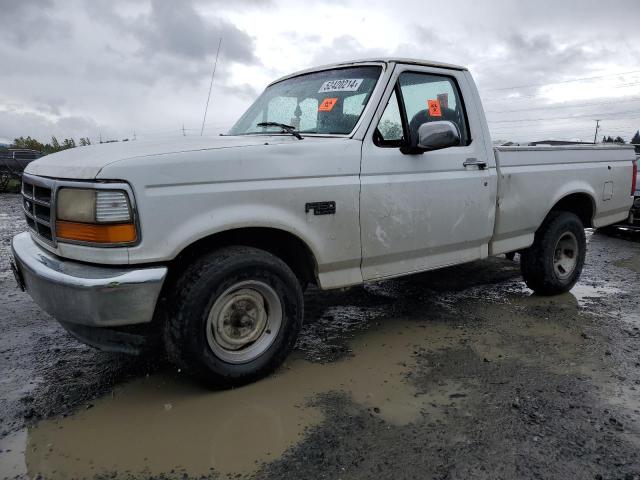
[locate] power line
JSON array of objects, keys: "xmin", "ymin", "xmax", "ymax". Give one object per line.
[
  {"xmin": 488, "ymin": 109, "xmax": 640, "ymax": 124},
  {"xmin": 490, "ymin": 121, "xmax": 639, "ymax": 133},
  {"xmin": 491, "ymin": 121, "xmax": 640, "ymax": 131},
  {"xmin": 490, "ymin": 126, "xmax": 638, "ymax": 136},
  {"xmin": 485, "ymin": 96, "xmax": 640, "ymax": 114},
  {"xmin": 482, "ymin": 69, "xmax": 640, "ymax": 92},
  {"xmin": 488, "ymin": 117, "xmax": 639, "ymax": 130},
  {"xmin": 481, "ymin": 82, "xmax": 640, "ymax": 101},
  {"xmin": 491, "ymin": 128, "xmax": 595, "ymax": 135}
]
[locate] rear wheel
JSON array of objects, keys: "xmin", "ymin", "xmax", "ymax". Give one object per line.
[
  {"xmin": 164, "ymin": 246, "xmax": 303, "ymax": 386},
  {"xmin": 520, "ymin": 211, "xmax": 586, "ymax": 295}
]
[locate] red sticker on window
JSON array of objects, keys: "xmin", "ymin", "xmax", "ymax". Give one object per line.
[
  {"xmin": 428, "ymin": 99, "xmax": 442, "ymax": 117},
  {"xmin": 319, "ymin": 98, "xmax": 338, "ymax": 112}
]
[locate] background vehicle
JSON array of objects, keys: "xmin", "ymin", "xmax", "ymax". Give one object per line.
[
  {"xmin": 601, "ymin": 156, "xmax": 639, "ymax": 231},
  {"xmin": 11, "ymin": 58, "xmax": 637, "ymax": 385},
  {"xmin": 0, "ymin": 148, "xmax": 42, "ymax": 192}
]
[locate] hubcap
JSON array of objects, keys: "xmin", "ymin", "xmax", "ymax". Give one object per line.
[
  {"xmin": 206, "ymin": 280, "xmax": 282, "ymax": 364},
  {"xmin": 216, "ymin": 289, "xmax": 267, "ymax": 350},
  {"xmin": 553, "ymin": 232, "xmax": 578, "ymax": 280}
]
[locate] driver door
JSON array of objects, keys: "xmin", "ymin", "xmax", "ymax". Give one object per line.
[{"xmin": 360, "ymin": 65, "xmax": 496, "ymax": 280}]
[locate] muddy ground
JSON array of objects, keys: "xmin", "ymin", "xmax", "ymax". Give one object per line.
[{"xmin": 1, "ymin": 191, "xmax": 640, "ymax": 480}]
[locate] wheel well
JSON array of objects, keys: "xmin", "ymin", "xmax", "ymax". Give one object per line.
[
  {"xmin": 549, "ymin": 193, "xmax": 594, "ymax": 227},
  {"xmin": 168, "ymin": 228, "xmax": 318, "ymax": 287}
]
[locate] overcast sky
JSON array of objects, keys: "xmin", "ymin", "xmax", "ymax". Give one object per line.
[{"xmin": 1, "ymin": 0, "xmax": 639, "ymax": 144}]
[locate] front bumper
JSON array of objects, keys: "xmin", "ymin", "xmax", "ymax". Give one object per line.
[{"xmin": 11, "ymin": 231, "xmax": 167, "ymax": 328}]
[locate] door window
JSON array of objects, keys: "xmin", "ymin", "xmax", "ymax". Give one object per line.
[
  {"xmin": 373, "ymin": 90, "xmax": 404, "ymax": 146},
  {"xmin": 398, "ymin": 72, "xmax": 470, "ymax": 146},
  {"xmin": 374, "ymin": 72, "xmax": 470, "ymax": 149}
]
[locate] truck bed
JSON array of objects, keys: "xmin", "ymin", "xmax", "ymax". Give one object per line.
[{"xmin": 489, "ymin": 144, "xmax": 635, "ymax": 255}]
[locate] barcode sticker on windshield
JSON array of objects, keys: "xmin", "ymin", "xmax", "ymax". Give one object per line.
[{"xmin": 318, "ymin": 79, "xmax": 363, "ymax": 93}]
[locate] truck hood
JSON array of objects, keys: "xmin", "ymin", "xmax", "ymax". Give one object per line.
[{"xmin": 24, "ymin": 135, "xmax": 296, "ymax": 179}]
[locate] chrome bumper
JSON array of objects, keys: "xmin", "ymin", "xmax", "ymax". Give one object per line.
[{"xmin": 11, "ymin": 232, "xmax": 167, "ymax": 327}]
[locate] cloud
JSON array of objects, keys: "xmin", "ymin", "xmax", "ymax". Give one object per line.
[
  {"xmin": 0, "ymin": 0, "xmax": 70, "ymax": 46},
  {"xmin": 218, "ymin": 83, "xmax": 262, "ymax": 101},
  {"xmin": 0, "ymin": 109, "xmax": 110, "ymax": 144},
  {"xmin": 131, "ymin": 0, "xmax": 258, "ymax": 64},
  {"xmin": 0, "ymin": 0, "xmax": 638, "ymax": 144},
  {"xmin": 310, "ymin": 35, "xmax": 387, "ymax": 66},
  {"xmin": 475, "ymin": 32, "xmax": 613, "ymax": 93},
  {"xmin": 86, "ymin": 0, "xmax": 258, "ymax": 66}
]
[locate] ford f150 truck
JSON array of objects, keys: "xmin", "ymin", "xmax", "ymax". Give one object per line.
[{"xmin": 11, "ymin": 58, "xmax": 637, "ymax": 385}]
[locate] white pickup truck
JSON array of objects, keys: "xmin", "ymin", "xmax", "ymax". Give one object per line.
[{"xmin": 11, "ymin": 58, "xmax": 637, "ymax": 385}]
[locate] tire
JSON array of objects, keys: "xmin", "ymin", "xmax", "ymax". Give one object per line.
[
  {"xmin": 163, "ymin": 246, "xmax": 303, "ymax": 387},
  {"xmin": 520, "ymin": 211, "xmax": 586, "ymax": 295}
]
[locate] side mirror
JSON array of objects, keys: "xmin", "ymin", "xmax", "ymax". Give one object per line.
[{"xmin": 416, "ymin": 121, "xmax": 461, "ymax": 152}]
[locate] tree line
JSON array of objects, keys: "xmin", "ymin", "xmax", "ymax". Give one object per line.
[
  {"xmin": 603, "ymin": 130, "xmax": 640, "ymax": 144},
  {"xmin": 5, "ymin": 129, "xmax": 640, "ymax": 156},
  {"xmin": 7, "ymin": 135, "xmax": 130, "ymax": 154}
]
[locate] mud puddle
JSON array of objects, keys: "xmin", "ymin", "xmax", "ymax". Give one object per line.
[
  {"xmin": 615, "ymin": 253, "xmax": 640, "ymax": 274},
  {"xmin": 4, "ymin": 287, "xmax": 618, "ymax": 479},
  {"xmin": 2, "ymin": 319, "xmax": 469, "ymax": 479},
  {"xmin": 570, "ymin": 283, "xmax": 624, "ymax": 304},
  {"xmin": 462, "ymin": 291, "xmax": 593, "ymax": 370}
]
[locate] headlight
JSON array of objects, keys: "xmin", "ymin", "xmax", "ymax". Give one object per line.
[{"xmin": 56, "ymin": 188, "xmax": 137, "ymax": 245}]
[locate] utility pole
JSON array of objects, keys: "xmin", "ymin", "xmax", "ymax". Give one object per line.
[
  {"xmin": 133, "ymin": 129, "xmax": 136, "ymax": 141},
  {"xmin": 182, "ymin": 124, "xmax": 186, "ymax": 136},
  {"xmin": 593, "ymin": 119, "xmax": 601, "ymax": 144},
  {"xmin": 200, "ymin": 37, "xmax": 223, "ymax": 136}
]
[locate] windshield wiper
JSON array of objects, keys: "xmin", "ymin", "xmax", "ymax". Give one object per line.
[{"xmin": 256, "ymin": 122, "xmax": 303, "ymax": 140}]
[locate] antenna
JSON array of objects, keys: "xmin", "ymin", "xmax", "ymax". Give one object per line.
[
  {"xmin": 200, "ymin": 38, "xmax": 222, "ymax": 136},
  {"xmin": 593, "ymin": 119, "xmax": 601, "ymax": 144}
]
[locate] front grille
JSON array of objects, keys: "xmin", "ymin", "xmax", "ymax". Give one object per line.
[{"xmin": 22, "ymin": 177, "xmax": 54, "ymax": 243}]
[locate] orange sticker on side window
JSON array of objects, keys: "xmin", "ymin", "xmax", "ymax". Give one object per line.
[
  {"xmin": 428, "ymin": 99, "xmax": 442, "ymax": 117},
  {"xmin": 319, "ymin": 98, "xmax": 338, "ymax": 112}
]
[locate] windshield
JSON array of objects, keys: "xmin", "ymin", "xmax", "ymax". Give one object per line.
[{"xmin": 228, "ymin": 66, "xmax": 382, "ymax": 136}]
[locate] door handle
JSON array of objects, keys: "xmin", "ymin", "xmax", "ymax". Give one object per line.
[{"xmin": 463, "ymin": 158, "xmax": 487, "ymax": 169}]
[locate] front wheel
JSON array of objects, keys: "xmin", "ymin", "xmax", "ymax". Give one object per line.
[
  {"xmin": 520, "ymin": 211, "xmax": 586, "ymax": 295},
  {"xmin": 163, "ymin": 246, "xmax": 304, "ymax": 386}
]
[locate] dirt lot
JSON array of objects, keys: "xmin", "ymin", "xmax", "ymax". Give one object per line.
[{"xmin": 1, "ymin": 192, "xmax": 640, "ymax": 480}]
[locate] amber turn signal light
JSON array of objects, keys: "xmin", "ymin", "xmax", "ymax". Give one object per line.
[{"xmin": 56, "ymin": 221, "xmax": 137, "ymax": 244}]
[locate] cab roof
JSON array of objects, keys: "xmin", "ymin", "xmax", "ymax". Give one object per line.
[{"xmin": 269, "ymin": 58, "xmax": 468, "ymax": 86}]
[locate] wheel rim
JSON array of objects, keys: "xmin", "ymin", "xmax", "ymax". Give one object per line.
[
  {"xmin": 553, "ymin": 231, "xmax": 578, "ymax": 280},
  {"xmin": 206, "ymin": 280, "xmax": 282, "ymax": 364}
]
